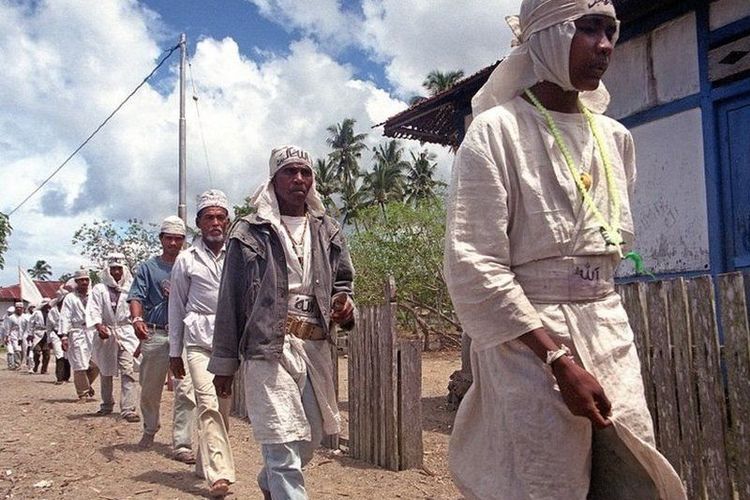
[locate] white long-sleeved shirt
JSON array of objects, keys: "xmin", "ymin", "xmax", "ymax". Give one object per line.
[
  {"xmin": 168, "ymin": 238, "xmax": 225, "ymax": 357},
  {"xmin": 3, "ymin": 313, "xmax": 27, "ymax": 341}
]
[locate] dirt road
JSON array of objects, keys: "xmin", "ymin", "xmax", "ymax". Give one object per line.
[{"xmin": 0, "ymin": 352, "xmax": 461, "ymax": 499}]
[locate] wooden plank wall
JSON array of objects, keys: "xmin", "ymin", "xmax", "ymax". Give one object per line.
[
  {"xmin": 347, "ymin": 278, "xmax": 424, "ymax": 471},
  {"xmin": 617, "ymin": 272, "xmax": 750, "ymax": 499}
]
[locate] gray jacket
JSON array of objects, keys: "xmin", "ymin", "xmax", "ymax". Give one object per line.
[{"xmin": 208, "ymin": 212, "xmax": 355, "ymax": 376}]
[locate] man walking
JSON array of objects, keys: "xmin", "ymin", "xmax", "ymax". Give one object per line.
[
  {"xmin": 170, "ymin": 189, "xmax": 235, "ymax": 497},
  {"xmin": 128, "ymin": 215, "xmax": 196, "ymax": 463},
  {"xmin": 60, "ymin": 270, "xmax": 99, "ymax": 402},
  {"xmin": 210, "ymin": 145, "xmax": 355, "ymax": 499},
  {"xmin": 88, "ymin": 253, "xmax": 140, "ymax": 422},
  {"xmin": 2, "ymin": 305, "xmax": 23, "ymax": 370},
  {"xmin": 48, "ymin": 290, "xmax": 71, "ymax": 384},
  {"xmin": 28, "ymin": 300, "xmax": 52, "ymax": 374}
]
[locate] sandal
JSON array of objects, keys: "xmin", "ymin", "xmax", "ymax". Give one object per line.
[
  {"xmin": 95, "ymin": 409, "xmax": 112, "ymax": 416},
  {"xmin": 209, "ymin": 479, "xmax": 230, "ymax": 498},
  {"xmin": 173, "ymin": 451, "xmax": 196, "ymax": 464},
  {"xmin": 123, "ymin": 413, "xmax": 140, "ymax": 423}
]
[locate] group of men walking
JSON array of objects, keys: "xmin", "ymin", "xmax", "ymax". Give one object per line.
[{"xmin": 1, "ymin": 144, "xmax": 356, "ymax": 499}]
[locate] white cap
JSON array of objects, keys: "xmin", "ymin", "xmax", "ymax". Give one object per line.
[
  {"xmin": 196, "ymin": 189, "xmax": 230, "ymax": 214},
  {"xmin": 159, "ymin": 216, "xmax": 186, "ymax": 236},
  {"xmin": 73, "ymin": 269, "xmax": 89, "ymax": 281}
]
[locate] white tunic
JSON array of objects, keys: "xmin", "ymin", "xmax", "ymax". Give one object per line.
[
  {"xmin": 3, "ymin": 314, "xmax": 26, "ymax": 354},
  {"xmin": 168, "ymin": 238, "xmax": 225, "ymax": 357},
  {"xmin": 60, "ymin": 292, "xmax": 93, "ymax": 372},
  {"xmin": 47, "ymin": 307, "xmax": 65, "ymax": 360},
  {"xmin": 444, "ymin": 97, "xmax": 685, "ymax": 499},
  {"xmin": 87, "ymin": 283, "xmax": 137, "ymax": 377},
  {"xmin": 28, "ymin": 309, "xmax": 47, "ymax": 347}
]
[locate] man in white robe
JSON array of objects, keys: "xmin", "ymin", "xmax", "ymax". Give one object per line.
[
  {"xmin": 169, "ymin": 189, "xmax": 236, "ymax": 497},
  {"xmin": 21, "ymin": 304, "xmax": 35, "ymax": 373},
  {"xmin": 61, "ymin": 270, "xmax": 99, "ymax": 402},
  {"xmin": 28, "ymin": 300, "xmax": 52, "ymax": 374},
  {"xmin": 48, "ymin": 289, "xmax": 71, "ymax": 384},
  {"xmin": 444, "ymin": 1, "xmax": 686, "ymax": 499},
  {"xmin": 4, "ymin": 303, "xmax": 26, "ymax": 370},
  {"xmin": 87, "ymin": 254, "xmax": 140, "ymax": 421}
]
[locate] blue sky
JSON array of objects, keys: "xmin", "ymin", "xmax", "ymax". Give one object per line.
[{"xmin": 0, "ymin": 0, "xmax": 514, "ymax": 284}]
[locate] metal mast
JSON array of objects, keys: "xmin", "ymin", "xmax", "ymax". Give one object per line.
[{"xmin": 178, "ymin": 33, "xmax": 187, "ymax": 222}]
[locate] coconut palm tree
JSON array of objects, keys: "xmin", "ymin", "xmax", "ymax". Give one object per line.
[
  {"xmin": 28, "ymin": 260, "xmax": 52, "ymax": 281},
  {"xmin": 339, "ymin": 182, "xmax": 367, "ymax": 232},
  {"xmin": 405, "ymin": 150, "xmax": 446, "ymax": 205},
  {"xmin": 363, "ymin": 140, "xmax": 409, "ymax": 215},
  {"xmin": 326, "ymin": 118, "xmax": 368, "ymax": 192},
  {"xmin": 313, "ymin": 158, "xmax": 340, "ymax": 212},
  {"xmin": 422, "ymin": 69, "xmax": 465, "ymax": 96}
]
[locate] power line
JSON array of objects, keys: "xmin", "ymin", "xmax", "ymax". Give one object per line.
[
  {"xmin": 8, "ymin": 43, "xmax": 181, "ymax": 217},
  {"xmin": 187, "ymin": 55, "xmax": 213, "ymax": 185}
]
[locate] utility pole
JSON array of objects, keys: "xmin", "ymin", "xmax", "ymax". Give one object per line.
[{"xmin": 178, "ymin": 33, "xmax": 187, "ymax": 223}]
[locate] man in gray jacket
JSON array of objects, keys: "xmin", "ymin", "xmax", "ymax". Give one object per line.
[{"xmin": 209, "ymin": 145, "xmax": 355, "ymax": 499}]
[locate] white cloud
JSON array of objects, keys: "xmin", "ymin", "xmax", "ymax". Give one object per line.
[{"xmin": 0, "ymin": 0, "xmax": 420, "ymax": 283}]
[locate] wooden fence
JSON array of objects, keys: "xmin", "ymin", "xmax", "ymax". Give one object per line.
[
  {"xmin": 347, "ymin": 277, "xmax": 423, "ymax": 471},
  {"xmin": 616, "ymin": 272, "xmax": 750, "ymax": 500}
]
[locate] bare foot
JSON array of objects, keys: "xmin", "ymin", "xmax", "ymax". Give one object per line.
[{"xmin": 137, "ymin": 434, "xmax": 154, "ymax": 449}]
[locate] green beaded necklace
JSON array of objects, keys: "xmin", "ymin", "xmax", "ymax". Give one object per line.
[{"xmin": 524, "ymin": 88, "xmax": 624, "ymax": 258}]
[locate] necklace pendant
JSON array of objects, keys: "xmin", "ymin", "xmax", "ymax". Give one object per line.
[{"xmin": 580, "ymin": 172, "xmax": 592, "ymax": 191}]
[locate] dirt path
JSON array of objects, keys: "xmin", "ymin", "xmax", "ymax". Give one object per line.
[{"xmin": 0, "ymin": 352, "xmax": 461, "ymax": 499}]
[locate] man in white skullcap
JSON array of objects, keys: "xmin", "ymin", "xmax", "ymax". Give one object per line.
[
  {"xmin": 48, "ymin": 289, "xmax": 71, "ymax": 384},
  {"xmin": 28, "ymin": 299, "xmax": 52, "ymax": 374},
  {"xmin": 87, "ymin": 253, "xmax": 140, "ymax": 421},
  {"xmin": 169, "ymin": 189, "xmax": 235, "ymax": 497},
  {"xmin": 60, "ymin": 270, "xmax": 99, "ymax": 401},
  {"xmin": 128, "ymin": 216, "xmax": 197, "ymax": 463},
  {"xmin": 2, "ymin": 304, "xmax": 23, "ymax": 370},
  {"xmin": 444, "ymin": 0, "xmax": 685, "ymax": 498},
  {"xmin": 210, "ymin": 145, "xmax": 355, "ymax": 499}
]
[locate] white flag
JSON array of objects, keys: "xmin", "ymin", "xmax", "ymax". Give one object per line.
[{"xmin": 19, "ymin": 266, "xmax": 44, "ymax": 307}]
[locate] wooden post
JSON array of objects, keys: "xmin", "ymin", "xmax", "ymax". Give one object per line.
[{"xmin": 718, "ymin": 272, "xmax": 750, "ymax": 499}]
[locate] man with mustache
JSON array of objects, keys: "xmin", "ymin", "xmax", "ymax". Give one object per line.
[
  {"xmin": 209, "ymin": 145, "xmax": 355, "ymax": 499},
  {"xmin": 169, "ymin": 190, "xmax": 236, "ymax": 498},
  {"xmin": 444, "ymin": 0, "xmax": 685, "ymax": 498}
]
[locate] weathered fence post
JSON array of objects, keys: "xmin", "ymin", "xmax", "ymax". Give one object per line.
[{"xmin": 347, "ymin": 277, "xmax": 423, "ymax": 471}]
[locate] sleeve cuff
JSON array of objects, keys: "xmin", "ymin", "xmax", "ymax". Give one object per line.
[{"xmin": 207, "ymin": 356, "xmax": 240, "ymax": 376}]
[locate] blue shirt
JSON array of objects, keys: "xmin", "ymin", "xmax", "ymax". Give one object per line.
[{"xmin": 127, "ymin": 256, "xmax": 173, "ymax": 326}]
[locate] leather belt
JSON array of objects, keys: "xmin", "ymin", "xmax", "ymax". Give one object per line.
[{"xmin": 286, "ymin": 316, "xmax": 326, "ymax": 341}]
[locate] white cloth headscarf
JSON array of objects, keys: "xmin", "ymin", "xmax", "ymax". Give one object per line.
[
  {"xmin": 472, "ymin": 0, "xmax": 619, "ymax": 115},
  {"xmin": 99, "ymin": 253, "xmax": 133, "ymax": 293},
  {"xmin": 248, "ymin": 145, "xmax": 326, "ymax": 226}
]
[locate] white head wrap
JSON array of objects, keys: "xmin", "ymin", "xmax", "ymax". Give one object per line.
[
  {"xmin": 14, "ymin": 301, "xmax": 23, "ymax": 308},
  {"xmin": 472, "ymin": 0, "xmax": 619, "ymax": 115},
  {"xmin": 197, "ymin": 189, "xmax": 230, "ymax": 214},
  {"xmin": 246, "ymin": 145, "xmax": 326, "ymax": 225},
  {"xmin": 100, "ymin": 252, "xmax": 133, "ymax": 293},
  {"xmin": 159, "ymin": 215, "xmax": 186, "ymax": 236},
  {"xmin": 7, "ymin": 306, "xmax": 14, "ymax": 313}
]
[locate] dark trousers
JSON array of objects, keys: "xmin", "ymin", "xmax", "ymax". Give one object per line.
[
  {"xmin": 55, "ymin": 358, "xmax": 71, "ymax": 382},
  {"xmin": 33, "ymin": 337, "xmax": 50, "ymax": 374}
]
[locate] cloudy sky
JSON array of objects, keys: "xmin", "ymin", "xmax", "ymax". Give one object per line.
[{"xmin": 0, "ymin": 0, "xmax": 518, "ymax": 284}]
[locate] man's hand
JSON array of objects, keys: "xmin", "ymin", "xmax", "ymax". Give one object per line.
[
  {"xmin": 96, "ymin": 324, "xmax": 110, "ymax": 340},
  {"xmin": 170, "ymin": 357, "xmax": 186, "ymax": 379},
  {"xmin": 330, "ymin": 293, "xmax": 354, "ymax": 325},
  {"xmin": 213, "ymin": 375, "xmax": 234, "ymax": 399},
  {"xmin": 133, "ymin": 320, "xmax": 149, "ymax": 340},
  {"xmin": 552, "ymin": 357, "xmax": 612, "ymax": 429},
  {"xmin": 61, "ymin": 337, "xmax": 69, "ymax": 352}
]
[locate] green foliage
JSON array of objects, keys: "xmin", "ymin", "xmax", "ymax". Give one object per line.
[
  {"xmin": 348, "ymin": 201, "xmax": 459, "ymax": 341},
  {"xmin": 27, "ymin": 260, "xmax": 52, "ymax": 281},
  {"xmin": 0, "ymin": 212, "xmax": 12, "ymax": 270},
  {"xmin": 72, "ymin": 219, "xmax": 160, "ymax": 270},
  {"xmin": 233, "ymin": 196, "xmax": 257, "ymax": 219}
]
